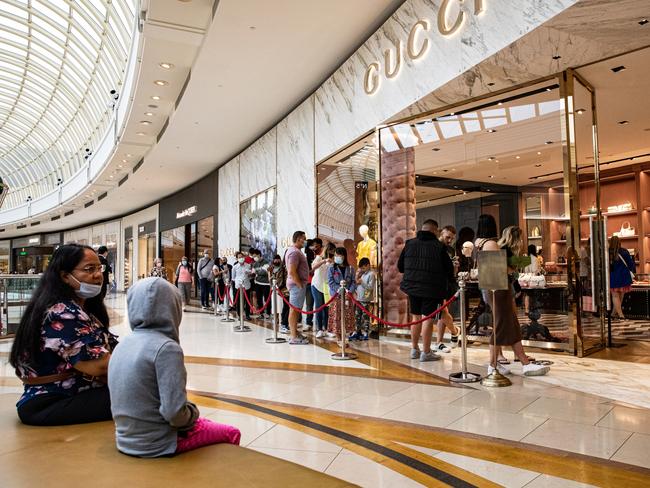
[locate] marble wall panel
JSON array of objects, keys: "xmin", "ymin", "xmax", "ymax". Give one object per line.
[
  {"xmin": 314, "ymin": 0, "xmax": 577, "ymax": 162},
  {"xmin": 239, "ymin": 128, "xmax": 277, "ymax": 200},
  {"xmin": 276, "ymin": 97, "xmax": 316, "ymax": 256},
  {"xmin": 218, "ymin": 157, "xmax": 240, "ymax": 258}
]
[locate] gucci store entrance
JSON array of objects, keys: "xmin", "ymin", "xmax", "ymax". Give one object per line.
[{"xmin": 377, "ymin": 48, "xmax": 650, "ymax": 356}]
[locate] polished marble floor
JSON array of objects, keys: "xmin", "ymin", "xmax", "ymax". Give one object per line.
[{"xmin": 1, "ymin": 295, "xmax": 649, "ymax": 487}]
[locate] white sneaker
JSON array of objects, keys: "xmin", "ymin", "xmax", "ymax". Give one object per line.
[
  {"xmin": 410, "ymin": 348, "xmax": 421, "ymax": 359},
  {"xmin": 326, "ymin": 332, "xmax": 337, "ymax": 339},
  {"xmin": 488, "ymin": 364, "xmax": 512, "ymax": 376},
  {"xmin": 420, "ymin": 351, "xmax": 441, "ymax": 362},
  {"xmin": 435, "ymin": 343, "xmax": 452, "ymax": 354},
  {"xmin": 450, "ymin": 336, "xmax": 459, "ymax": 348},
  {"xmin": 279, "ymin": 326, "xmax": 290, "ymax": 334},
  {"xmin": 522, "ymin": 363, "xmax": 550, "ymax": 376},
  {"xmin": 315, "ymin": 330, "xmax": 324, "ymax": 338}
]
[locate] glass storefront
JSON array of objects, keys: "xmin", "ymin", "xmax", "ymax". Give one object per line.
[
  {"xmin": 240, "ymin": 187, "xmax": 277, "ymax": 262},
  {"xmin": 0, "ymin": 240, "xmax": 9, "ymax": 273},
  {"xmin": 124, "ymin": 227, "xmax": 133, "ymax": 290},
  {"xmin": 10, "ymin": 233, "xmax": 61, "ymax": 274}
]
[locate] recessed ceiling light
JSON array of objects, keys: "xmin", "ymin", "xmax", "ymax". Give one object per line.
[
  {"xmin": 126, "ymin": 154, "xmax": 132, "ymax": 157},
  {"xmin": 159, "ymin": 62, "xmax": 174, "ymax": 70},
  {"xmin": 552, "ymin": 55, "xmax": 562, "ymax": 60},
  {"xmin": 249, "ymin": 26, "xmax": 256, "ymax": 30},
  {"xmin": 639, "ymin": 19, "xmax": 648, "ymax": 26},
  {"xmin": 151, "ymin": 96, "xmax": 160, "ymax": 101},
  {"xmin": 432, "ymin": 148, "xmax": 441, "ymax": 152},
  {"xmin": 576, "ymin": 109, "xmax": 586, "ymax": 114},
  {"xmin": 488, "ymin": 156, "xmax": 495, "ymax": 161},
  {"xmin": 516, "ymin": 155, "xmax": 521, "ymax": 159},
  {"xmin": 498, "ymin": 102, "xmax": 503, "ymax": 106},
  {"xmin": 148, "ymin": 104, "xmax": 158, "ymax": 109},
  {"xmin": 136, "ymin": 132, "xmax": 146, "ymax": 136},
  {"xmin": 489, "ymin": 175, "xmax": 495, "ymax": 178},
  {"xmin": 450, "ymin": 112, "xmax": 455, "ymax": 116},
  {"xmin": 546, "ymin": 88, "xmax": 552, "ymax": 92},
  {"xmin": 644, "ymin": 128, "xmax": 650, "ymax": 132},
  {"xmin": 487, "ymin": 129, "xmax": 497, "ymax": 133},
  {"xmin": 537, "ymin": 151, "xmax": 542, "ymax": 155},
  {"xmin": 144, "ymin": 112, "xmax": 154, "ymax": 116},
  {"xmin": 618, "ymin": 120, "xmax": 629, "ymax": 125},
  {"xmin": 154, "ymin": 80, "xmax": 168, "ymax": 86},
  {"xmin": 545, "ymin": 141, "xmax": 553, "ymax": 145},
  {"xmin": 121, "ymin": 159, "xmax": 127, "ymax": 163},
  {"xmin": 139, "ymin": 120, "xmax": 152, "ymax": 125},
  {"xmin": 117, "ymin": 165, "xmax": 123, "ymax": 169},
  {"xmin": 487, "ymin": 82, "xmax": 495, "ymax": 87},
  {"xmin": 109, "ymin": 175, "xmax": 114, "ymax": 179},
  {"xmin": 611, "ymin": 65, "xmax": 626, "ymax": 73},
  {"xmin": 535, "ymin": 164, "xmax": 542, "ymax": 167}
]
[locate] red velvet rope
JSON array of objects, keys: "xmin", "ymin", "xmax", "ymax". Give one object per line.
[
  {"xmin": 228, "ymin": 287, "xmax": 240, "ymax": 307},
  {"xmin": 278, "ymin": 290, "xmax": 339, "ymax": 314},
  {"xmin": 242, "ymin": 288, "xmax": 274, "ymax": 315},
  {"xmin": 346, "ymin": 291, "xmax": 458, "ymax": 328}
]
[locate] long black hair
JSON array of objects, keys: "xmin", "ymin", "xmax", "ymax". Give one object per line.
[
  {"xmin": 9, "ymin": 244, "xmax": 109, "ymax": 368},
  {"xmin": 334, "ymin": 247, "xmax": 349, "ymax": 268},
  {"xmin": 476, "ymin": 214, "xmax": 498, "ymax": 239}
]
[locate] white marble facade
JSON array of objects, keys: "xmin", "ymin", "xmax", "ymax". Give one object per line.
[
  {"xmin": 276, "ymin": 98, "xmax": 316, "ymax": 255},
  {"xmin": 239, "ymin": 128, "xmax": 277, "ymax": 201},
  {"xmin": 218, "ymin": 157, "xmax": 240, "ymax": 257},
  {"xmin": 217, "ymin": 0, "xmax": 581, "ymax": 256}
]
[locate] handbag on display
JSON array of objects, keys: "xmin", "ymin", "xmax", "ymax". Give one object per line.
[
  {"xmin": 529, "ymin": 275, "xmax": 546, "ymax": 288},
  {"xmin": 588, "ymin": 202, "xmax": 598, "ymax": 214},
  {"xmin": 619, "ymin": 221, "xmax": 635, "ymax": 237},
  {"xmin": 531, "ymin": 226, "xmax": 541, "ymax": 237},
  {"xmin": 517, "ymin": 273, "xmax": 532, "ymax": 288}
]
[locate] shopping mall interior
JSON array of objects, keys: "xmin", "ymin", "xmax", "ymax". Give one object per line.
[{"xmin": 1, "ymin": 1, "xmax": 650, "ymax": 486}]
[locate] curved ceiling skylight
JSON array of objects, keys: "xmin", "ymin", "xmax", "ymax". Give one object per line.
[{"xmin": 0, "ymin": 0, "xmax": 136, "ymax": 209}]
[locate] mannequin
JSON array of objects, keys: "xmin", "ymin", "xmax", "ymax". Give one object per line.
[{"xmin": 356, "ymin": 224, "xmax": 378, "ymax": 267}]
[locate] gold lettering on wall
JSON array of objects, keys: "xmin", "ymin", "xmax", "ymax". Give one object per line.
[
  {"xmin": 363, "ymin": 62, "xmax": 381, "ymax": 95},
  {"xmin": 437, "ymin": 0, "xmax": 465, "ymax": 36},
  {"xmin": 384, "ymin": 40, "xmax": 402, "ymax": 79},
  {"xmin": 407, "ymin": 20, "xmax": 430, "ymax": 60}
]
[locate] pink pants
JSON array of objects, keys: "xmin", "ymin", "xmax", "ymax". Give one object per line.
[{"xmin": 175, "ymin": 417, "xmax": 241, "ymax": 454}]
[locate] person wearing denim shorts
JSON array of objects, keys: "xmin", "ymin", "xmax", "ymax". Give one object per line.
[{"xmin": 285, "ymin": 231, "xmax": 310, "ymax": 344}]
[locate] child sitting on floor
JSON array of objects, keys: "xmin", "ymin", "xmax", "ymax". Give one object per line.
[
  {"xmin": 352, "ymin": 258, "xmax": 376, "ymax": 341},
  {"xmin": 108, "ymin": 277, "xmax": 240, "ymax": 457}
]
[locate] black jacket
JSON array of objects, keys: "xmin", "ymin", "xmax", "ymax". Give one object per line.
[{"xmin": 398, "ymin": 231, "xmax": 454, "ymax": 299}]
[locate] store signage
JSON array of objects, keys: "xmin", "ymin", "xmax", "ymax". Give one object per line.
[
  {"xmin": 28, "ymin": 237, "xmax": 40, "ymax": 244},
  {"xmin": 176, "ymin": 205, "xmax": 197, "ymax": 219},
  {"xmin": 363, "ymin": 0, "xmax": 485, "ymax": 95},
  {"xmin": 139, "ymin": 226, "xmax": 145, "ymax": 233}
]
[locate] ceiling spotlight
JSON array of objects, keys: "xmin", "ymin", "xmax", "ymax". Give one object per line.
[
  {"xmin": 546, "ymin": 88, "xmax": 552, "ymax": 92},
  {"xmin": 545, "ymin": 141, "xmax": 553, "ymax": 145},
  {"xmin": 498, "ymin": 102, "xmax": 503, "ymax": 106},
  {"xmin": 516, "ymin": 155, "xmax": 521, "ymax": 159},
  {"xmin": 487, "ymin": 129, "xmax": 497, "ymax": 133},
  {"xmin": 639, "ymin": 19, "xmax": 648, "ymax": 26},
  {"xmin": 487, "ymin": 82, "xmax": 495, "ymax": 87},
  {"xmin": 535, "ymin": 164, "xmax": 542, "ymax": 167},
  {"xmin": 537, "ymin": 151, "xmax": 542, "ymax": 155},
  {"xmin": 148, "ymin": 104, "xmax": 158, "ymax": 109},
  {"xmin": 151, "ymin": 95, "xmax": 161, "ymax": 101},
  {"xmin": 126, "ymin": 154, "xmax": 132, "ymax": 157},
  {"xmin": 139, "ymin": 120, "xmax": 152, "ymax": 125},
  {"xmin": 109, "ymin": 175, "xmax": 114, "ymax": 179},
  {"xmin": 159, "ymin": 62, "xmax": 174, "ymax": 70},
  {"xmin": 432, "ymin": 148, "xmax": 441, "ymax": 152},
  {"xmin": 136, "ymin": 132, "xmax": 146, "ymax": 136},
  {"xmin": 618, "ymin": 120, "xmax": 629, "ymax": 125},
  {"xmin": 144, "ymin": 112, "xmax": 154, "ymax": 117},
  {"xmin": 249, "ymin": 26, "xmax": 256, "ymax": 30},
  {"xmin": 488, "ymin": 156, "xmax": 496, "ymax": 161},
  {"xmin": 576, "ymin": 109, "xmax": 586, "ymax": 115},
  {"xmin": 154, "ymin": 80, "xmax": 168, "ymax": 86},
  {"xmin": 611, "ymin": 65, "xmax": 627, "ymax": 73},
  {"xmin": 552, "ymin": 55, "xmax": 562, "ymax": 60},
  {"xmin": 488, "ymin": 175, "xmax": 495, "ymax": 179},
  {"xmin": 117, "ymin": 165, "xmax": 123, "ymax": 169}
]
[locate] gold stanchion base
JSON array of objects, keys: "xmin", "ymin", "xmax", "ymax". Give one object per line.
[{"xmin": 480, "ymin": 370, "xmax": 512, "ymax": 387}]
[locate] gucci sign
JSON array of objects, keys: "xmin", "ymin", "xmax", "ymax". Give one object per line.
[{"xmin": 363, "ymin": 0, "xmax": 485, "ymax": 95}]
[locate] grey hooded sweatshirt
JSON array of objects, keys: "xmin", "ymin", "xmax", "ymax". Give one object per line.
[{"xmin": 108, "ymin": 277, "xmax": 199, "ymax": 457}]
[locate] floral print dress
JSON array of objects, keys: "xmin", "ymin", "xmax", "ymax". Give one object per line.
[{"xmin": 15, "ymin": 300, "xmax": 117, "ymax": 407}]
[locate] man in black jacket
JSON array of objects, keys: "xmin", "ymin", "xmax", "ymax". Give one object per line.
[
  {"xmin": 398, "ymin": 220, "xmax": 454, "ymax": 362},
  {"xmin": 97, "ymin": 245, "xmax": 112, "ymax": 300}
]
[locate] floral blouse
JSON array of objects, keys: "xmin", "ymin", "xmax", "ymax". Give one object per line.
[
  {"xmin": 149, "ymin": 266, "xmax": 168, "ymax": 281},
  {"xmin": 15, "ymin": 300, "xmax": 117, "ymax": 407}
]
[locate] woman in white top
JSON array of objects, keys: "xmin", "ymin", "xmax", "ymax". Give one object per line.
[{"xmin": 311, "ymin": 242, "xmax": 335, "ymax": 338}]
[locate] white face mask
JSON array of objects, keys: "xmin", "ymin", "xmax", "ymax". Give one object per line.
[
  {"xmin": 69, "ymin": 274, "xmax": 102, "ymax": 299},
  {"xmin": 334, "ymin": 256, "xmax": 344, "ymax": 265},
  {"xmin": 238, "ymin": 257, "xmax": 245, "ymax": 264}
]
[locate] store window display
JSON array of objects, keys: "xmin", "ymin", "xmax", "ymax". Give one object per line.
[{"xmin": 356, "ymin": 224, "xmax": 377, "ymax": 267}]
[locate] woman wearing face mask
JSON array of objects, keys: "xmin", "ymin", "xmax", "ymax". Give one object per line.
[
  {"xmin": 327, "ymin": 247, "xmax": 356, "ymax": 344},
  {"xmin": 10, "ymin": 244, "xmax": 117, "ymax": 426},
  {"xmin": 231, "ymin": 251, "xmax": 252, "ymax": 320},
  {"xmin": 175, "ymin": 256, "xmax": 193, "ymax": 312},
  {"xmin": 149, "ymin": 257, "xmax": 168, "ymax": 281}
]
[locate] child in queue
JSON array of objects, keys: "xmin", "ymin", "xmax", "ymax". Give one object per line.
[{"xmin": 351, "ymin": 257, "xmax": 376, "ymax": 341}]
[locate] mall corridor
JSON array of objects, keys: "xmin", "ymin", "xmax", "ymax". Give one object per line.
[{"xmin": 2, "ymin": 0, "xmax": 650, "ymax": 486}]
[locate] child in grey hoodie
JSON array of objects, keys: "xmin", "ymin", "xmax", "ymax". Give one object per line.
[{"xmin": 108, "ymin": 277, "xmax": 240, "ymax": 457}]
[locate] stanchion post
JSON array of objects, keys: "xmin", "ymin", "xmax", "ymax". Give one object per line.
[
  {"xmin": 221, "ymin": 277, "xmax": 235, "ymax": 322},
  {"xmin": 449, "ymin": 280, "xmax": 481, "ymax": 383},
  {"xmin": 234, "ymin": 284, "xmax": 251, "ymax": 332},
  {"xmin": 266, "ymin": 279, "xmax": 286, "ymax": 343},
  {"xmin": 480, "ymin": 289, "xmax": 511, "ymax": 387},
  {"xmin": 214, "ymin": 281, "xmax": 218, "ymax": 317},
  {"xmin": 331, "ymin": 280, "xmax": 357, "ymax": 361}
]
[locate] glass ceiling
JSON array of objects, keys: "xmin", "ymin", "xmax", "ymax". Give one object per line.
[{"xmin": 0, "ymin": 0, "xmax": 136, "ymax": 209}]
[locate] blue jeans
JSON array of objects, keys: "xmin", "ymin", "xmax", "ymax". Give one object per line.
[{"xmin": 311, "ymin": 287, "xmax": 328, "ymax": 331}]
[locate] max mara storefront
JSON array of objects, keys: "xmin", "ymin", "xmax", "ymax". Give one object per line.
[{"xmin": 217, "ymin": 0, "xmax": 650, "ymax": 356}]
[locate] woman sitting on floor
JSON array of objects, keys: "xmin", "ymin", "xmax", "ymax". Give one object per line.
[
  {"xmin": 10, "ymin": 244, "xmax": 117, "ymax": 426},
  {"xmin": 108, "ymin": 277, "xmax": 241, "ymax": 457}
]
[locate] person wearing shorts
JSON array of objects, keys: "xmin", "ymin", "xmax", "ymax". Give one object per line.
[
  {"xmin": 398, "ymin": 220, "xmax": 454, "ymax": 362},
  {"xmin": 285, "ymin": 231, "xmax": 310, "ymax": 344}
]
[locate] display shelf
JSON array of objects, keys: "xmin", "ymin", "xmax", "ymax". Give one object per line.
[
  {"xmin": 580, "ymin": 209, "xmax": 637, "ymax": 218},
  {"xmin": 552, "ymin": 218, "xmax": 570, "ymax": 222},
  {"xmin": 528, "ymin": 236, "xmax": 542, "ymax": 240},
  {"xmin": 553, "ymin": 240, "xmax": 567, "ymax": 244}
]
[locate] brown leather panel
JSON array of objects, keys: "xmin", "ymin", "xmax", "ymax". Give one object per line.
[{"xmin": 0, "ymin": 394, "xmax": 355, "ymax": 487}]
